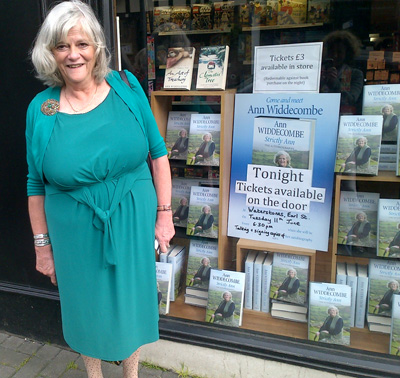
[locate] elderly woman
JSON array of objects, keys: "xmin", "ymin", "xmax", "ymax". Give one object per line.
[
  {"xmin": 211, "ymin": 291, "xmax": 236, "ymax": 325},
  {"xmin": 169, "ymin": 129, "xmax": 189, "ymax": 159},
  {"xmin": 384, "ymin": 223, "xmax": 400, "ymax": 257},
  {"xmin": 316, "ymin": 306, "xmax": 344, "ymax": 343},
  {"xmin": 172, "ymin": 197, "xmax": 189, "ymax": 227},
  {"xmin": 274, "ymin": 151, "xmax": 292, "ymax": 168},
  {"xmin": 274, "ymin": 268, "xmax": 301, "ymax": 303},
  {"xmin": 26, "ymin": 2, "xmax": 174, "ymax": 377},
  {"xmin": 381, "ymin": 104, "xmax": 399, "ymax": 142},
  {"xmin": 191, "ymin": 205, "xmax": 215, "ymax": 237},
  {"xmin": 191, "ymin": 132, "xmax": 216, "ymax": 165},
  {"xmin": 190, "ymin": 257, "xmax": 211, "ymax": 287},
  {"xmin": 341, "ymin": 137, "xmax": 371, "ymax": 173},
  {"xmin": 344, "ymin": 212, "xmax": 371, "ymax": 246},
  {"xmin": 375, "ymin": 280, "xmax": 400, "ymax": 315}
]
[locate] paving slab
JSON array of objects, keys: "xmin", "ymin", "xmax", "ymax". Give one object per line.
[
  {"xmin": 1, "ymin": 335, "xmax": 25, "ymax": 351},
  {"xmin": 12, "ymin": 356, "xmax": 49, "ymax": 378}
]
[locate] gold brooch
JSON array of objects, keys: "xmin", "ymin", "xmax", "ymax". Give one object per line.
[{"xmin": 41, "ymin": 99, "xmax": 60, "ymax": 116}]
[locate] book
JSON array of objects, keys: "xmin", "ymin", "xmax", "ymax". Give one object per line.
[
  {"xmin": 170, "ymin": 6, "xmax": 191, "ymax": 31},
  {"xmin": 390, "ymin": 294, "xmax": 400, "ymax": 355},
  {"xmin": 159, "ymin": 244, "xmax": 178, "ymax": 263},
  {"xmin": 271, "ymin": 300, "xmax": 308, "ymax": 314},
  {"xmin": 345, "ymin": 263, "xmax": 358, "ymax": 327},
  {"xmin": 308, "ymin": 282, "xmax": 352, "ymax": 346},
  {"xmin": 368, "ymin": 259, "xmax": 400, "ymax": 318},
  {"xmin": 239, "ymin": 3, "xmax": 251, "ymax": 27},
  {"xmin": 185, "ymin": 286, "xmax": 208, "ymax": 299},
  {"xmin": 166, "ymin": 111, "xmax": 197, "ymax": 161},
  {"xmin": 213, "ymin": 1, "xmax": 234, "ymax": 31},
  {"xmin": 192, "ymin": 4, "xmax": 213, "ymax": 30},
  {"xmin": 337, "ymin": 191, "xmax": 379, "ymax": 250},
  {"xmin": 380, "ymin": 153, "xmax": 396, "ymax": 163},
  {"xmin": 153, "ymin": 6, "xmax": 172, "ymax": 31},
  {"xmin": 186, "ymin": 113, "xmax": 221, "ymax": 167},
  {"xmin": 184, "ymin": 294, "xmax": 208, "ymax": 308},
  {"xmin": 379, "ymin": 162, "xmax": 396, "ymax": 171},
  {"xmin": 265, "ymin": 0, "xmax": 279, "ymax": 26},
  {"xmin": 253, "ymin": 252, "xmax": 267, "ymax": 311},
  {"xmin": 307, "ymin": 0, "xmax": 330, "ymax": 23},
  {"xmin": 334, "ymin": 115, "xmax": 383, "ymax": 175},
  {"xmin": 186, "ymin": 186, "xmax": 219, "ymax": 239},
  {"xmin": 269, "ymin": 253, "xmax": 309, "ymax": 305},
  {"xmin": 251, "ymin": 1, "xmax": 267, "ymax": 27},
  {"xmin": 278, "ymin": 0, "xmax": 307, "ymax": 25},
  {"xmin": 261, "ymin": 253, "xmax": 273, "ymax": 313},
  {"xmin": 167, "ymin": 245, "xmax": 187, "ymax": 301},
  {"xmin": 155, "ymin": 262, "xmax": 173, "ymax": 315},
  {"xmin": 355, "ymin": 264, "xmax": 369, "ymax": 329},
  {"xmin": 366, "ymin": 313, "xmax": 392, "ymax": 325},
  {"xmin": 336, "ymin": 262, "xmax": 347, "ymax": 285},
  {"xmin": 398, "ymin": 133, "xmax": 400, "ymax": 176},
  {"xmin": 206, "ymin": 269, "xmax": 246, "ymax": 327},
  {"xmin": 196, "ymin": 46, "xmax": 230, "ymax": 90},
  {"xmin": 185, "ymin": 239, "xmax": 218, "ymax": 294},
  {"xmin": 171, "ymin": 178, "xmax": 199, "ymax": 228},
  {"xmin": 252, "ymin": 117, "xmax": 315, "ymax": 170},
  {"xmin": 377, "ymin": 199, "xmax": 400, "ymax": 258},
  {"xmin": 244, "ymin": 250, "xmax": 258, "ymax": 309},
  {"xmin": 164, "ymin": 47, "xmax": 195, "ymax": 90},
  {"xmin": 362, "ymin": 84, "xmax": 400, "ymax": 143},
  {"xmin": 271, "ymin": 308, "xmax": 307, "ymax": 323},
  {"xmin": 368, "ymin": 322, "xmax": 391, "ymax": 334},
  {"xmin": 381, "ymin": 144, "xmax": 397, "ymax": 154}
]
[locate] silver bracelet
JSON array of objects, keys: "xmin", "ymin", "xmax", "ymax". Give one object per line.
[
  {"xmin": 34, "ymin": 233, "xmax": 50, "ymax": 240},
  {"xmin": 34, "ymin": 238, "xmax": 51, "ymax": 247}
]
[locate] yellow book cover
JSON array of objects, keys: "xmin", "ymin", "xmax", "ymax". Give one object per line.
[{"xmin": 278, "ymin": 0, "xmax": 307, "ymax": 25}]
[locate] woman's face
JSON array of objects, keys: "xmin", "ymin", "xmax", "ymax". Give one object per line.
[
  {"xmin": 329, "ymin": 308, "xmax": 337, "ymax": 317},
  {"xmin": 357, "ymin": 139, "xmax": 366, "ymax": 147},
  {"xmin": 180, "ymin": 130, "xmax": 187, "ymax": 137},
  {"xmin": 357, "ymin": 214, "xmax": 366, "ymax": 222},
  {"xmin": 203, "ymin": 134, "xmax": 211, "ymax": 142},
  {"xmin": 203, "ymin": 207, "xmax": 210, "ymax": 214},
  {"xmin": 223, "ymin": 293, "xmax": 231, "ymax": 301},
  {"xmin": 181, "ymin": 198, "xmax": 188, "ymax": 206},
  {"xmin": 277, "ymin": 155, "xmax": 288, "ymax": 167},
  {"xmin": 288, "ymin": 270, "xmax": 295, "ymax": 278},
  {"xmin": 53, "ymin": 24, "xmax": 96, "ymax": 87},
  {"xmin": 203, "ymin": 259, "xmax": 210, "ymax": 266},
  {"xmin": 389, "ymin": 282, "xmax": 399, "ymax": 291},
  {"xmin": 382, "ymin": 107, "xmax": 392, "ymax": 115}
]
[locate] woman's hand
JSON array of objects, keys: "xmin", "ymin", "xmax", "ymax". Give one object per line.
[
  {"xmin": 155, "ymin": 211, "xmax": 175, "ymax": 253},
  {"xmin": 35, "ymin": 245, "xmax": 57, "ymax": 286}
]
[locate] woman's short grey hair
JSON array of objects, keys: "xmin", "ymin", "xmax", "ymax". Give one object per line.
[
  {"xmin": 223, "ymin": 291, "xmax": 232, "ymax": 299},
  {"xmin": 274, "ymin": 150, "xmax": 291, "ymax": 165},
  {"xmin": 203, "ymin": 133, "xmax": 213, "ymax": 141},
  {"xmin": 286, "ymin": 268, "xmax": 297, "ymax": 276},
  {"xmin": 356, "ymin": 136, "xmax": 367, "ymax": 145},
  {"xmin": 202, "ymin": 205, "xmax": 211, "ymax": 213},
  {"xmin": 381, "ymin": 104, "xmax": 394, "ymax": 113},
  {"xmin": 356, "ymin": 212, "xmax": 367, "ymax": 221},
  {"xmin": 31, "ymin": 0, "xmax": 111, "ymax": 87},
  {"xmin": 179, "ymin": 197, "xmax": 188, "ymax": 205},
  {"xmin": 328, "ymin": 306, "xmax": 339, "ymax": 314},
  {"xmin": 179, "ymin": 129, "xmax": 188, "ymax": 137},
  {"xmin": 388, "ymin": 280, "xmax": 399, "ymax": 289},
  {"xmin": 201, "ymin": 257, "xmax": 210, "ymax": 265}
]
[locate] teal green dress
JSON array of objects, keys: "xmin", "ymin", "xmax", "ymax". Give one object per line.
[{"xmin": 42, "ymin": 89, "xmax": 163, "ymax": 361}]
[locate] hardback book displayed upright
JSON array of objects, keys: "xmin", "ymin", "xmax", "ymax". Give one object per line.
[
  {"xmin": 244, "ymin": 250, "xmax": 258, "ymax": 310},
  {"xmin": 355, "ymin": 264, "xmax": 369, "ymax": 329},
  {"xmin": 345, "ymin": 263, "xmax": 358, "ymax": 327},
  {"xmin": 269, "ymin": 253, "xmax": 310, "ymax": 306},
  {"xmin": 252, "ymin": 117, "xmax": 315, "ymax": 170},
  {"xmin": 192, "ymin": 4, "xmax": 213, "ymax": 30},
  {"xmin": 170, "ymin": 6, "xmax": 191, "ymax": 31},
  {"xmin": 196, "ymin": 46, "xmax": 230, "ymax": 90},
  {"xmin": 334, "ymin": 115, "xmax": 383, "ymax": 176},
  {"xmin": 278, "ymin": 0, "xmax": 307, "ymax": 25},
  {"xmin": 335, "ymin": 262, "xmax": 347, "ymax": 285},
  {"xmin": 362, "ymin": 84, "xmax": 400, "ymax": 143},
  {"xmin": 171, "ymin": 178, "xmax": 199, "ymax": 228},
  {"xmin": 253, "ymin": 252, "xmax": 267, "ymax": 311},
  {"xmin": 166, "ymin": 111, "xmax": 197, "ymax": 161},
  {"xmin": 368, "ymin": 259, "xmax": 400, "ymax": 320},
  {"xmin": 307, "ymin": 0, "xmax": 330, "ymax": 23},
  {"xmin": 167, "ymin": 245, "xmax": 187, "ymax": 302},
  {"xmin": 164, "ymin": 47, "xmax": 195, "ymax": 90},
  {"xmin": 186, "ymin": 186, "xmax": 219, "ymax": 239},
  {"xmin": 213, "ymin": 1, "xmax": 235, "ymax": 31},
  {"xmin": 337, "ymin": 191, "xmax": 379, "ymax": 251},
  {"xmin": 155, "ymin": 262, "xmax": 173, "ymax": 315},
  {"xmin": 390, "ymin": 294, "xmax": 400, "ymax": 356},
  {"xmin": 308, "ymin": 282, "xmax": 352, "ymax": 346},
  {"xmin": 377, "ymin": 199, "xmax": 400, "ymax": 258},
  {"xmin": 186, "ymin": 113, "xmax": 221, "ymax": 167},
  {"xmin": 153, "ymin": 6, "xmax": 171, "ymax": 31},
  {"xmin": 261, "ymin": 253, "xmax": 274, "ymax": 313},
  {"xmin": 206, "ymin": 269, "xmax": 246, "ymax": 327},
  {"xmin": 185, "ymin": 239, "xmax": 219, "ymax": 297},
  {"xmin": 159, "ymin": 244, "xmax": 178, "ymax": 263}
]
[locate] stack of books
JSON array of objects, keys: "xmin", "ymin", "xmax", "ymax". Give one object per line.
[{"xmin": 155, "ymin": 262, "xmax": 173, "ymax": 315}]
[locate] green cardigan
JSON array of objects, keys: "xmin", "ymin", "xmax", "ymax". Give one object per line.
[{"xmin": 26, "ymin": 70, "xmax": 166, "ymax": 196}]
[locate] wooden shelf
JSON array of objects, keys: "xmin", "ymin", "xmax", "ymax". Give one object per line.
[
  {"xmin": 335, "ymin": 171, "xmax": 400, "ymax": 183},
  {"xmin": 158, "ymin": 28, "xmax": 231, "ymax": 36},
  {"xmin": 242, "ymin": 22, "xmax": 323, "ymax": 32}
]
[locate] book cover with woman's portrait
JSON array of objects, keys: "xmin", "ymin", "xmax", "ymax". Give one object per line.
[
  {"xmin": 155, "ymin": 262, "xmax": 172, "ymax": 315},
  {"xmin": 390, "ymin": 294, "xmax": 400, "ymax": 356},
  {"xmin": 171, "ymin": 178, "xmax": 199, "ymax": 228},
  {"xmin": 308, "ymin": 282, "xmax": 351, "ymax": 346},
  {"xmin": 334, "ymin": 115, "xmax": 383, "ymax": 176},
  {"xmin": 269, "ymin": 252, "xmax": 309, "ymax": 305},
  {"xmin": 252, "ymin": 117, "xmax": 315, "ymax": 170},
  {"xmin": 377, "ymin": 199, "xmax": 400, "ymax": 258},
  {"xmin": 338, "ymin": 191, "xmax": 379, "ymax": 251}
]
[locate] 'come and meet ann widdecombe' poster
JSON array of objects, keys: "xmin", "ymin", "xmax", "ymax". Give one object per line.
[{"xmin": 227, "ymin": 93, "xmax": 340, "ymax": 251}]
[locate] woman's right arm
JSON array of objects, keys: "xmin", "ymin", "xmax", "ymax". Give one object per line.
[{"xmin": 28, "ymin": 195, "xmax": 57, "ymax": 286}]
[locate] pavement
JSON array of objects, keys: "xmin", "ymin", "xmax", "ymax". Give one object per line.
[{"xmin": 0, "ymin": 332, "xmax": 184, "ymax": 378}]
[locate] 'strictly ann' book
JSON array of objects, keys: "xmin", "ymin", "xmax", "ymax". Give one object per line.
[
  {"xmin": 377, "ymin": 199, "xmax": 400, "ymax": 258},
  {"xmin": 261, "ymin": 253, "xmax": 274, "ymax": 313},
  {"xmin": 308, "ymin": 282, "xmax": 352, "ymax": 346},
  {"xmin": 155, "ymin": 262, "xmax": 173, "ymax": 315},
  {"xmin": 368, "ymin": 259, "xmax": 400, "ymax": 318},
  {"xmin": 362, "ymin": 84, "xmax": 400, "ymax": 143},
  {"xmin": 206, "ymin": 269, "xmax": 246, "ymax": 327},
  {"xmin": 196, "ymin": 46, "xmax": 230, "ymax": 90},
  {"xmin": 334, "ymin": 115, "xmax": 383, "ymax": 175},
  {"xmin": 186, "ymin": 186, "xmax": 219, "ymax": 239},
  {"xmin": 167, "ymin": 245, "xmax": 187, "ymax": 302},
  {"xmin": 355, "ymin": 264, "xmax": 369, "ymax": 329},
  {"xmin": 252, "ymin": 117, "xmax": 315, "ymax": 170},
  {"xmin": 270, "ymin": 252, "xmax": 309, "ymax": 305},
  {"xmin": 164, "ymin": 47, "xmax": 195, "ymax": 90},
  {"xmin": 338, "ymin": 191, "xmax": 379, "ymax": 250},
  {"xmin": 345, "ymin": 263, "xmax": 357, "ymax": 328},
  {"xmin": 244, "ymin": 251, "xmax": 258, "ymax": 309},
  {"xmin": 253, "ymin": 252, "xmax": 267, "ymax": 311},
  {"xmin": 186, "ymin": 113, "xmax": 221, "ymax": 167},
  {"xmin": 390, "ymin": 294, "xmax": 400, "ymax": 356},
  {"xmin": 166, "ymin": 111, "xmax": 197, "ymax": 161},
  {"xmin": 171, "ymin": 178, "xmax": 198, "ymax": 228}
]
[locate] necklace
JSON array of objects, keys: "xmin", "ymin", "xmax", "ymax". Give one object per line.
[{"xmin": 64, "ymin": 84, "xmax": 98, "ymax": 113}]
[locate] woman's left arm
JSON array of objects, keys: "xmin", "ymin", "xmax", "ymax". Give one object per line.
[{"xmin": 152, "ymin": 155, "xmax": 175, "ymax": 253}]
